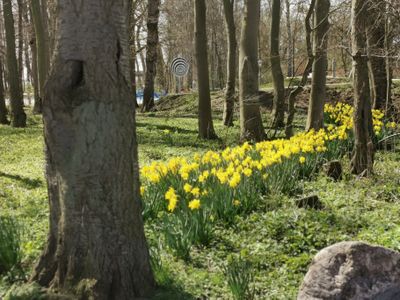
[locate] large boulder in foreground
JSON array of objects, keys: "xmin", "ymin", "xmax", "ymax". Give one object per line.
[{"xmin": 298, "ymin": 241, "xmax": 400, "ymax": 300}]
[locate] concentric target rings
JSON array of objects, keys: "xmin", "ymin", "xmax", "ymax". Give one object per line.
[{"xmin": 171, "ymin": 57, "xmax": 189, "ymax": 77}]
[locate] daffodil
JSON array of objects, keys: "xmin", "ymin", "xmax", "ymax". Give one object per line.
[{"xmin": 188, "ymin": 199, "xmax": 201, "ymax": 210}]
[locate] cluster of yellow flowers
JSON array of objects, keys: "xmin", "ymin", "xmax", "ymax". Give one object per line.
[
  {"xmin": 324, "ymin": 102, "xmax": 397, "ymax": 135},
  {"xmin": 141, "ymin": 103, "xmax": 395, "ymax": 216}
]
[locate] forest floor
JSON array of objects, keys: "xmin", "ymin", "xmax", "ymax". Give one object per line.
[{"xmin": 1, "ymin": 88, "xmax": 400, "ymax": 299}]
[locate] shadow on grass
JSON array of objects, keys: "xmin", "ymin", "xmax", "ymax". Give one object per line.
[
  {"xmin": 136, "ymin": 122, "xmax": 199, "ymax": 135},
  {"xmin": 151, "ymin": 286, "xmax": 196, "ymax": 300},
  {"xmin": 0, "ymin": 171, "xmax": 43, "ymax": 189}
]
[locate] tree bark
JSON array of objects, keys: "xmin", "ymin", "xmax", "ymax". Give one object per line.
[
  {"xmin": 136, "ymin": 22, "xmax": 146, "ymax": 89},
  {"xmin": 31, "ymin": 0, "xmax": 50, "ymax": 114},
  {"xmin": 285, "ymin": 0, "xmax": 294, "ymax": 78},
  {"xmin": 222, "ymin": 0, "xmax": 236, "ymax": 127},
  {"xmin": 0, "ymin": 59, "xmax": 9, "ymax": 124},
  {"xmin": 142, "ymin": 0, "xmax": 160, "ymax": 112},
  {"xmin": 366, "ymin": 0, "xmax": 390, "ymax": 112},
  {"xmin": 155, "ymin": 43, "xmax": 167, "ymax": 92},
  {"xmin": 17, "ymin": 0, "xmax": 24, "ymax": 94},
  {"xmin": 128, "ymin": 0, "xmax": 139, "ymax": 108},
  {"xmin": 30, "ymin": 1, "xmax": 155, "ymax": 298},
  {"xmin": 2, "ymin": 0, "xmax": 26, "ymax": 127},
  {"xmin": 239, "ymin": 0, "xmax": 265, "ymax": 142},
  {"xmin": 29, "ymin": 36, "xmax": 41, "ymax": 110},
  {"xmin": 285, "ymin": 0, "xmax": 315, "ymax": 138},
  {"xmin": 270, "ymin": 0, "xmax": 286, "ymax": 129},
  {"xmin": 306, "ymin": 0, "xmax": 330, "ymax": 131},
  {"xmin": 195, "ymin": 0, "xmax": 217, "ymax": 139},
  {"xmin": 350, "ymin": 0, "xmax": 374, "ymax": 175}
]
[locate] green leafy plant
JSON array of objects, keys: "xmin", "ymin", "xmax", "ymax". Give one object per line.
[
  {"xmin": 224, "ymin": 250, "xmax": 255, "ymax": 300},
  {"xmin": 0, "ymin": 216, "xmax": 23, "ymax": 280}
]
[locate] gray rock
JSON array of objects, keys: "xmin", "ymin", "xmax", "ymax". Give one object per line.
[{"xmin": 298, "ymin": 241, "xmax": 400, "ymax": 300}]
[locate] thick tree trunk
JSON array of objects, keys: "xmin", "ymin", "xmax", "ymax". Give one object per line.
[
  {"xmin": 2, "ymin": 0, "xmax": 26, "ymax": 127},
  {"xmin": 0, "ymin": 60, "xmax": 9, "ymax": 124},
  {"xmin": 31, "ymin": 0, "xmax": 50, "ymax": 114},
  {"xmin": 142, "ymin": 0, "xmax": 160, "ymax": 112},
  {"xmin": 306, "ymin": 0, "xmax": 330, "ymax": 131},
  {"xmin": 30, "ymin": 1, "xmax": 155, "ymax": 298},
  {"xmin": 239, "ymin": 0, "xmax": 265, "ymax": 142},
  {"xmin": 350, "ymin": 0, "xmax": 374, "ymax": 175},
  {"xmin": 222, "ymin": 0, "xmax": 236, "ymax": 127},
  {"xmin": 270, "ymin": 0, "xmax": 286, "ymax": 129},
  {"xmin": 195, "ymin": 0, "xmax": 217, "ymax": 139}
]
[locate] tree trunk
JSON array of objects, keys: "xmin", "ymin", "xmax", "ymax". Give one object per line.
[
  {"xmin": 366, "ymin": 0, "xmax": 390, "ymax": 112},
  {"xmin": 270, "ymin": 0, "xmax": 286, "ymax": 129},
  {"xmin": 31, "ymin": 0, "xmax": 50, "ymax": 114},
  {"xmin": 155, "ymin": 43, "xmax": 167, "ymax": 92},
  {"xmin": 2, "ymin": 0, "xmax": 26, "ymax": 127},
  {"xmin": 0, "ymin": 59, "xmax": 9, "ymax": 124},
  {"xmin": 195, "ymin": 0, "xmax": 217, "ymax": 139},
  {"xmin": 222, "ymin": 0, "xmax": 236, "ymax": 127},
  {"xmin": 29, "ymin": 37, "xmax": 41, "ymax": 110},
  {"xmin": 350, "ymin": 0, "xmax": 374, "ymax": 175},
  {"xmin": 285, "ymin": 0, "xmax": 294, "ymax": 78},
  {"xmin": 285, "ymin": 0, "xmax": 315, "ymax": 138},
  {"xmin": 128, "ymin": 0, "xmax": 139, "ymax": 108},
  {"xmin": 306, "ymin": 0, "xmax": 330, "ymax": 131},
  {"xmin": 30, "ymin": 1, "xmax": 155, "ymax": 298},
  {"xmin": 136, "ymin": 22, "xmax": 146, "ymax": 89},
  {"xmin": 17, "ymin": 0, "xmax": 24, "ymax": 94},
  {"xmin": 142, "ymin": 0, "xmax": 160, "ymax": 112},
  {"xmin": 239, "ymin": 0, "xmax": 265, "ymax": 142}
]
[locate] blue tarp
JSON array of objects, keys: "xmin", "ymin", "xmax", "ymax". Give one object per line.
[{"xmin": 136, "ymin": 90, "xmax": 167, "ymax": 104}]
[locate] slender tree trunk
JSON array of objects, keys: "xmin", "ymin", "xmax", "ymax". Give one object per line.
[
  {"xmin": 0, "ymin": 59, "xmax": 9, "ymax": 124},
  {"xmin": 285, "ymin": 0, "xmax": 294, "ymax": 78},
  {"xmin": 142, "ymin": 0, "xmax": 160, "ymax": 112},
  {"xmin": 155, "ymin": 43, "xmax": 167, "ymax": 92},
  {"xmin": 222, "ymin": 0, "xmax": 236, "ymax": 126},
  {"xmin": 31, "ymin": 0, "xmax": 50, "ymax": 114},
  {"xmin": 195, "ymin": 0, "xmax": 217, "ymax": 139},
  {"xmin": 24, "ymin": 23, "xmax": 32, "ymax": 85},
  {"xmin": 30, "ymin": 0, "xmax": 155, "ymax": 298},
  {"xmin": 239, "ymin": 0, "xmax": 265, "ymax": 142},
  {"xmin": 384, "ymin": 14, "xmax": 393, "ymax": 116},
  {"xmin": 2, "ymin": 0, "xmax": 26, "ymax": 127},
  {"xmin": 306, "ymin": 0, "xmax": 330, "ymax": 131},
  {"xmin": 29, "ymin": 37, "xmax": 41, "ymax": 109},
  {"xmin": 129, "ymin": 0, "xmax": 139, "ymax": 108},
  {"xmin": 350, "ymin": 0, "xmax": 374, "ymax": 175},
  {"xmin": 366, "ymin": 0, "xmax": 389, "ymax": 112},
  {"xmin": 215, "ymin": 39, "xmax": 224, "ymax": 90},
  {"xmin": 285, "ymin": 0, "xmax": 315, "ymax": 137},
  {"xmin": 136, "ymin": 22, "xmax": 146, "ymax": 87},
  {"xmin": 17, "ymin": 0, "xmax": 24, "ymax": 94},
  {"xmin": 270, "ymin": 0, "xmax": 286, "ymax": 129}
]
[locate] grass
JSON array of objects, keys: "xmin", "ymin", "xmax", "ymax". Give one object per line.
[{"xmin": 1, "ymin": 106, "xmax": 400, "ymax": 299}]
